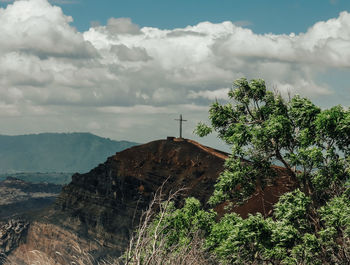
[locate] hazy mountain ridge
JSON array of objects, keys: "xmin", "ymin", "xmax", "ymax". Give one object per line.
[{"xmin": 0, "ymin": 133, "xmax": 138, "ymax": 174}]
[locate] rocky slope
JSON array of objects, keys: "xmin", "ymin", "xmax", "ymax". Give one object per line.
[
  {"xmin": 0, "ymin": 177, "xmax": 62, "ymax": 219},
  {"xmin": 7, "ymin": 137, "xmax": 296, "ymax": 262},
  {"xmin": 0, "ymin": 220, "xmax": 28, "ymax": 262},
  {"xmin": 52, "ymin": 137, "xmax": 228, "ymax": 256}
]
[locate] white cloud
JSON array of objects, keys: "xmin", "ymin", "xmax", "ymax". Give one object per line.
[
  {"xmin": 0, "ymin": 0, "xmax": 349, "ymax": 145},
  {"xmin": 188, "ymin": 88, "xmax": 230, "ymax": 100},
  {"xmin": 106, "ymin": 17, "xmax": 141, "ymax": 35},
  {"xmin": 110, "ymin": 44, "xmax": 152, "ymax": 62},
  {"xmin": 86, "ymin": 121, "xmax": 101, "ymax": 130},
  {"xmin": 233, "ymin": 20, "xmax": 253, "ymax": 27},
  {"xmin": 0, "ymin": 0, "xmax": 96, "ymax": 58},
  {"xmin": 98, "ymin": 104, "xmax": 208, "ymax": 116},
  {"xmin": 1, "ymin": 0, "xmax": 79, "ymax": 3}
]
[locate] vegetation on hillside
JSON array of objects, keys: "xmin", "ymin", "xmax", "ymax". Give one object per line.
[{"xmin": 126, "ymin": 78, "xmax": 350, "ymax": 264}]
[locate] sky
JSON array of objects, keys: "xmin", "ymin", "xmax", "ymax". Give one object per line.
[{"xmin": 0, "ymin": 0, "xmax": 350, "ymax": 151}]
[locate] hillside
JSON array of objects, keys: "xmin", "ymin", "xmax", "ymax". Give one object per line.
[
  {"xmin": 0, "ymin": 177, "xmax": 62, "ymax": 219},
  {"xmin": 4, "ymin": 137, "xmax": 296, "ymax": 263},
  {"xmin": 0, "ymin": 133, "xmax": 138, "ymax": 174}
]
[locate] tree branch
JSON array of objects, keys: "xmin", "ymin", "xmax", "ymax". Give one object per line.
[{"xmin": 275, "ymin": 149, "xmax": 298, "ymax": 182}]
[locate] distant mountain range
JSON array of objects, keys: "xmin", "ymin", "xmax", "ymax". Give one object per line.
[{"xmin": 0, "ymin": 133, "xmax": 138, "ymax": 174}]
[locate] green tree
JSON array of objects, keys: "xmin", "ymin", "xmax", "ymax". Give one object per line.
[
  {"xmin": 194, "ymin": 77, "xmax": 350, "ymax": 263},
  {"xmin": 195, "ymin": 78, "xmax": 350, "ymax": 206}
]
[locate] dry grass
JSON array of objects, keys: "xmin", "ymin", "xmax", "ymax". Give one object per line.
[
  {"xmin": 3, "ymin": 245, "xmax": 116, "ymax": 265},
  {"xmin": 3, "ymin": 181, "xmax": 217, "ymax": 265},
  {"xmin": 118, "ymin": 181, "xmax": 218, "ymax": 265}
]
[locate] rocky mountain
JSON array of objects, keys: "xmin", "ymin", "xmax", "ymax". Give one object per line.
[
  {"xmin": 0, "ymin": 133, "xmax": 138, "ymax": 174},
  {"xmin": 5, "ymin": 137, "xmax": 296, "ymax": 263},
  {"xmin": 53, "ymin": 137, "xmax": 228, "ymax": 254}
]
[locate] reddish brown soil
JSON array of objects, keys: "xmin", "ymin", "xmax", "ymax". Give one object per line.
[{"xmin": 55, "ymin": 138, "xmax": 297, "ymax": 250}]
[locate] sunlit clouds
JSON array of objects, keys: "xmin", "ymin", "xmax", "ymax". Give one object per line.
[{"xmin": 0, "ymin": 0, "xmax": 349, "ymax": 145}]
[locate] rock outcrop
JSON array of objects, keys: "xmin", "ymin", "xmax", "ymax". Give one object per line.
[
  {"xmin": 53, "ymin": 138, "xmax": 295, "ymax": 256},
  {"xmin": 7, "ymin": 137, "xmax": 297, "ymax": 262},
  {"xmin": 0, "ymin": 219, "xmax": 29, "ymax": 263},
  {"xmin": 53, "ymin": 138, "xmax": 228, "ymax": 256}
]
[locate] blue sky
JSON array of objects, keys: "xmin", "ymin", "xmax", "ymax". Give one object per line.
[
  {"xmin": 0, "ymin": 0, "xmax": 349, "ymax": 150},
  {"xmin": 39, "ymin": 0, "xmax": 350, "ymax": 34},
  {"xmin": 2, "ymin": 0, "xmax": 348, "ymax": 34}
]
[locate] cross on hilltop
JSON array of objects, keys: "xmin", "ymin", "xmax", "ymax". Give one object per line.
[{"xmin": 175, "ymin": 114, "xmax": 187, "ymax": 138}]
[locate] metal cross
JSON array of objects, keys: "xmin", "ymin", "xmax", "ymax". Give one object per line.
[{"xmin": 175, "ymin": 114, "xmax": 187, "ymax": 138}]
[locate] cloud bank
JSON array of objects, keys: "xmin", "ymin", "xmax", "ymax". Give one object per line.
[{"xmin": 0, "ymin": 0, "xmax": 349, "ymax": 144}]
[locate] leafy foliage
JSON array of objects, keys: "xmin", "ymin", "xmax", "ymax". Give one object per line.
[
  {"xmin": 150, "ymin": 198, "xmax": 216, "ymax": 248},
  {"xmin": 193, "ymin": 77, "xmax": 350, "ymax": 264},
  {"xmin": 145, "ymin": 190, "xmax": 350, "ymax": 264},
  {"xmin": 196, "ymin": 77, "xmax": 350, "ymax": 205},
  {"xmin": 273, "ymin": 189, "xmax": 312, "ymax": 232}
]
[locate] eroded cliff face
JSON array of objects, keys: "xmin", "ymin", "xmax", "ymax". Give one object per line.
[
  {"xmin": 53, "ymin": 138, "xmax": 228, "ymax": 255},
  {"xmin": 7, "ymin": 138, "xmax": 297, "ymax": 262}
]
